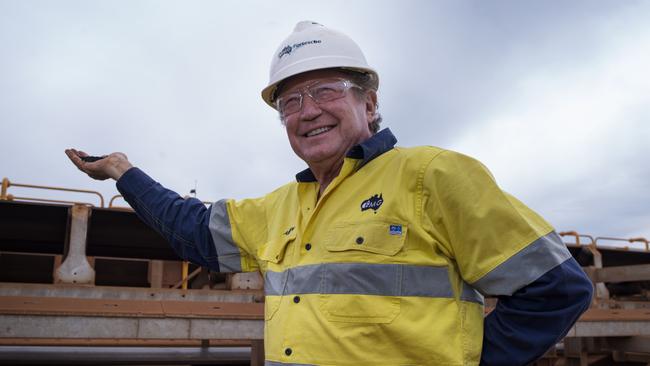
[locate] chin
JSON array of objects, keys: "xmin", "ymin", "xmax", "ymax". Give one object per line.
[{"xmin": 301, "ymin": 148, "xmax": 336, "ymax": 164}]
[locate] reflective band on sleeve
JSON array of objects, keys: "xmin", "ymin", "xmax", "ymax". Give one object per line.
[
  {"xmin": 264, "ymin": 263, "xmax": 484, "ymax": 304},
  {"xmin": 208, "ymin": 199, "xmax": 242, "ymax": 272},
  {"xmin": 472, "ymin": 231, "xmax": 572, "ymax": 296}
]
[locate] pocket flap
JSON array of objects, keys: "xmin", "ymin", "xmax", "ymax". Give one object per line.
[
  {"xmin": 258, "ymin": 231, "xmax": 296, "ymax": 263},
  {"xmin": 324, "ymin": 221, "xmax": 407, "ymax": 256}
]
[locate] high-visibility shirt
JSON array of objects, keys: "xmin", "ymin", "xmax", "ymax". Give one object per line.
[{"xmin": 117, "ymin": 128, "xmax": 592, "ymax": 366}]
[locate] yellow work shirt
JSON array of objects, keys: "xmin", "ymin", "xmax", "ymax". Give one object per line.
[{"xmin": 206, "ymin": 129, "xmax": 570, "ymax": 365}]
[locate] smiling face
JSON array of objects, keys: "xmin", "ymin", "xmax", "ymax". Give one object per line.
[{"xmin": 278, "ymin": 69, "xmax": 377, "ymax": 170}]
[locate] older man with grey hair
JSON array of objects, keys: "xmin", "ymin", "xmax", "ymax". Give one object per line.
[{"xmin": 67, "ymin": 21, "xmax": 592, "ymax": 366}]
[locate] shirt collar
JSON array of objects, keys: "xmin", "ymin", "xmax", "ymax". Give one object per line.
[{"xmin": 295, "ymin": 128, "xmax": 398, "ymax": 182}]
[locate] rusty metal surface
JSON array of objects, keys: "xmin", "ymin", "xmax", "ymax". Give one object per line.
[
  {"xmin": 0, "ymin": 296, "xmax": 264, "ymax": 319},
  {"xmin": 0, "ymin": 296, "xmax": 163, "ymax": 317},
  {"xmin": 161, "ymin": 300, "xmax": 263, "ymax": 319},
  {"xmin": 579, "ymin": 308, "xmax": 650, "ymax": 322}
]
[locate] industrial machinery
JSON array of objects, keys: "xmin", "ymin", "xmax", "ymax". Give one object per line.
[{"xmin": 1, "ymin": 177, "xmax": 649, "ymax": 365}]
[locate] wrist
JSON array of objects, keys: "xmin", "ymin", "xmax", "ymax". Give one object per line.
[{"xmin": 111, "ymin": 160, "xmax": 133, "ymax": 181}]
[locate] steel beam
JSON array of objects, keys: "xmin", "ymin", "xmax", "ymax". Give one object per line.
[
  {"xmin": 0, "ymin": 282, "xmax": 261, "ymax": 302},
  {"xmin": 0, "ymin": 346, "xmax": 252, "ymax": 364},
  {"xmin": 594, "ymin": 263, "xmax": 650, "ymax": 283},
  {"xmin": 0, "ymin": 315, "xmax": 263, "ymax": 340}
]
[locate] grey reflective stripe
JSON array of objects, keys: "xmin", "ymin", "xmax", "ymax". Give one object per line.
[
  {"xmin": 461, "ymin": 282, "xmax": 484, "ymax": 304},
  {"xmin": 265, "ymin": 263, "xmax": 483, "ymax": 304},
  {"xmin": 208, "ymin": 199, "xmax": 242, "ymax": 272},
  {"xmin": 472, "ymin": 231, "xmax": 572, "ymax": 296},
  {"xmin": 265, "ymin": 361, "xmax": 313, "ymax": 366}
]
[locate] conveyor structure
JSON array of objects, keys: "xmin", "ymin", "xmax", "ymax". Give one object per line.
[{"xmin": 1, "ymin": 179, "xmax": 649, "ymax": 365}]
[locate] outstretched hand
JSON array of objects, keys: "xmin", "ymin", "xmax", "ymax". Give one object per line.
[{"xmin": 65, "ymin": 148, "xmax": 133, "ymax": 181}]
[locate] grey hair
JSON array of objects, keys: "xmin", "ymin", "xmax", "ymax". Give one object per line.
[{"xmin": 339, "ymin": 69, "xmax": 382, "ymax": 134}]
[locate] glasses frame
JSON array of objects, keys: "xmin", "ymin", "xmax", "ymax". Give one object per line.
[{"xmin": 275, "ymin": 78, "xmax": 361, "ymax": 118}]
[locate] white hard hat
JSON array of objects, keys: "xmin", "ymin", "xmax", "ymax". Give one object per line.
[{"xmin": 261, "ymin": 21, "xmax": 379, "ymax": 108}]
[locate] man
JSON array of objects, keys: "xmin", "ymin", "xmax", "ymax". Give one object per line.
[{"xmin": 66, "ymin": 21, "xmax": 592, "ymax": 366}]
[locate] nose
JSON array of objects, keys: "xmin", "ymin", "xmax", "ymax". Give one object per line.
[{"xmin": 299, "ymin": 94, "xmax": 322, "ymax": 121}]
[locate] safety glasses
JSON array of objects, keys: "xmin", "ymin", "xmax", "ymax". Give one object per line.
[{"xmin": 275, "ymin": 79, "xmax": 360, "ymax": 117}]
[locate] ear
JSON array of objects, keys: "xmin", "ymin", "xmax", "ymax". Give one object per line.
[{"xmin": 364, "ymin": 90, "xmax": 378, "ymax": 124}]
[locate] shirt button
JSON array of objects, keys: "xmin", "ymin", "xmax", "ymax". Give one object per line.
[
  {"xmin": 285, "ymin": 348, "xmax": 292, "ymax": 356},
  {"xmin": 305, "ymin": 243, "xmax": 312, "ymax": 250},
  {"xmin": 356, "ymin": 236, "xmax": 364, "ymax": 244},
  {"xmin": 293, "ymin": 296, "xmax": 300, "ymax": 303}
]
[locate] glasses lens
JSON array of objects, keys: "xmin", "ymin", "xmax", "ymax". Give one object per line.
[
  {"xmin": 276, "ymin": 79, "xmax": 353, "ymax": 117},
  {"xmin": 277, "ymin": 94, "xmax": 301, "ymax": 116},
  {"xmin": 310, "ymin": 80, "xmax": 347, "ymax": 103}
]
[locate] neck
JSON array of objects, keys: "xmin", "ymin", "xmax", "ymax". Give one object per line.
[{"xmin": 310, "ymin": 158, "xmax": 345, "ymax": 199}]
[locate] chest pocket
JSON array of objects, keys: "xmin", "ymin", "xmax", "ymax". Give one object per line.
[
  {"xmin": 257, "ymin": 231, "xmax": 296, "ymax": 266},
  {"xmin": 258, "ymin": 231, "xmax": 296, "ymax": 321},
  {"xmin": 320, "ymin": 220, "xmax": 407, "ymax": 324},
  {"xmin": 324, "ymin": 220, "xmax": 407, "ymax": 258}
]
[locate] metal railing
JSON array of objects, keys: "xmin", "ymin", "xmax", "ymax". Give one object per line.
[
  {"xmin": 1, "ymin": 177, "xmax": 104, "ymax": 207},
  {"xmin": 595, "ymin": 236, "xmax": 649, "ymax": 251},
  {"xmin": 559, "ymin": 231, "xmax": 595, "ymax": 246},
  {"xmin": 560, "ymin": 231, "xmax": 649, "ymax": 252}
]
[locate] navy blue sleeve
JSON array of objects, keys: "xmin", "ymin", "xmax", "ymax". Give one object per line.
[
  {"xmin": 116, "ymin": 167, "xmax": 220, "ymax": 271},
  {"xmin": 480, "ymin": 257, "xmax": 593, "ymax": 366}
]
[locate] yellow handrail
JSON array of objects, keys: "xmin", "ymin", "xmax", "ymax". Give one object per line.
[
  {"xmin": 5, "ymin": 195, "xmax": 95, "ymax": 207},
  {"xmin": 109, "ymin": 194, "xmax": 126, "ymax": 207},
  {"xmin": 595, "ymin": 236, "xmax": 649, "ymax": 251},
  {"xmin": 559, "ymin": 231, "xmax": 595, "ymax": 247},
  {"xmin": 0, "ymin": 177, "xmax": 104, "ymax": 207}
]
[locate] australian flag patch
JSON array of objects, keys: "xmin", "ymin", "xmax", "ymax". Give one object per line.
[{"xmin": 389, "ymin": 225, "xmax": 402, "ymax": 236}]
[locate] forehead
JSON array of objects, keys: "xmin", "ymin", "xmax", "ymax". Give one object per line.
[{"xmin": 278, "ymin": 69, "xmax": 349, "ymax": 95}]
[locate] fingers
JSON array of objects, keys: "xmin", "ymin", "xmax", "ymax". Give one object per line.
[
  {"xmin": 65, "ymin": 149, "xmax": 84, "ymax": 169},
  {"xmin": 65, "ymin": 148, "xmax": 99, "ymax": 172}
]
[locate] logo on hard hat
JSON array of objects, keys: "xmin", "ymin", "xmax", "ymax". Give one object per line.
[
  {"xmin": 278, "ymin": 39, "xmax": 322, "ymax": 59},
  {"xmin": 278, "ymin": 46, "xmax": 293, "ymax": 59}
]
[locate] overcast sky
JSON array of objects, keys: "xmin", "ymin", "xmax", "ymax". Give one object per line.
[{"xmin": 1, "ymin": 1, "xmax": 648, "ymax": 247}]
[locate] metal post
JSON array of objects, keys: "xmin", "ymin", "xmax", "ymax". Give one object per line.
[
  {"xmin": 0, "ymin": 178, "xmax": 9, "ymax": 200},
  {"xmin": 54, "ymin": 204, "xmax": 95, "ymax": 284},
  {"xmin": 148, "ymin": 260, "xmax": 164, "ymax": 288},
  {"xmin": 181, "ymin": 261, "xmax": 189, "ymax": 290}
]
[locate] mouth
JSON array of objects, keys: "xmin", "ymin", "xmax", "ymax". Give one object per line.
[{"xmin": 304, "ymin": 125, "xmax": 334, "ymax": 137}]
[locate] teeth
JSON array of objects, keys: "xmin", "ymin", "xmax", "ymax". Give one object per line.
[{"xmin": 306, "ymin": 126, "xmax": 332, "ymax": 137}]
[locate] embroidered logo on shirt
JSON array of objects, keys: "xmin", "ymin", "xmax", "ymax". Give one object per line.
[
  {"xmin": 389, "ymin": 225, "xmax": 402, "ymax": 236},
  {"xmin": 284, "ymin": 226, "xmax": 295, "ymax": 236},
  {"xmin": 361, "ymin": 193, "xmax": 383, "ymax": 212}
]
